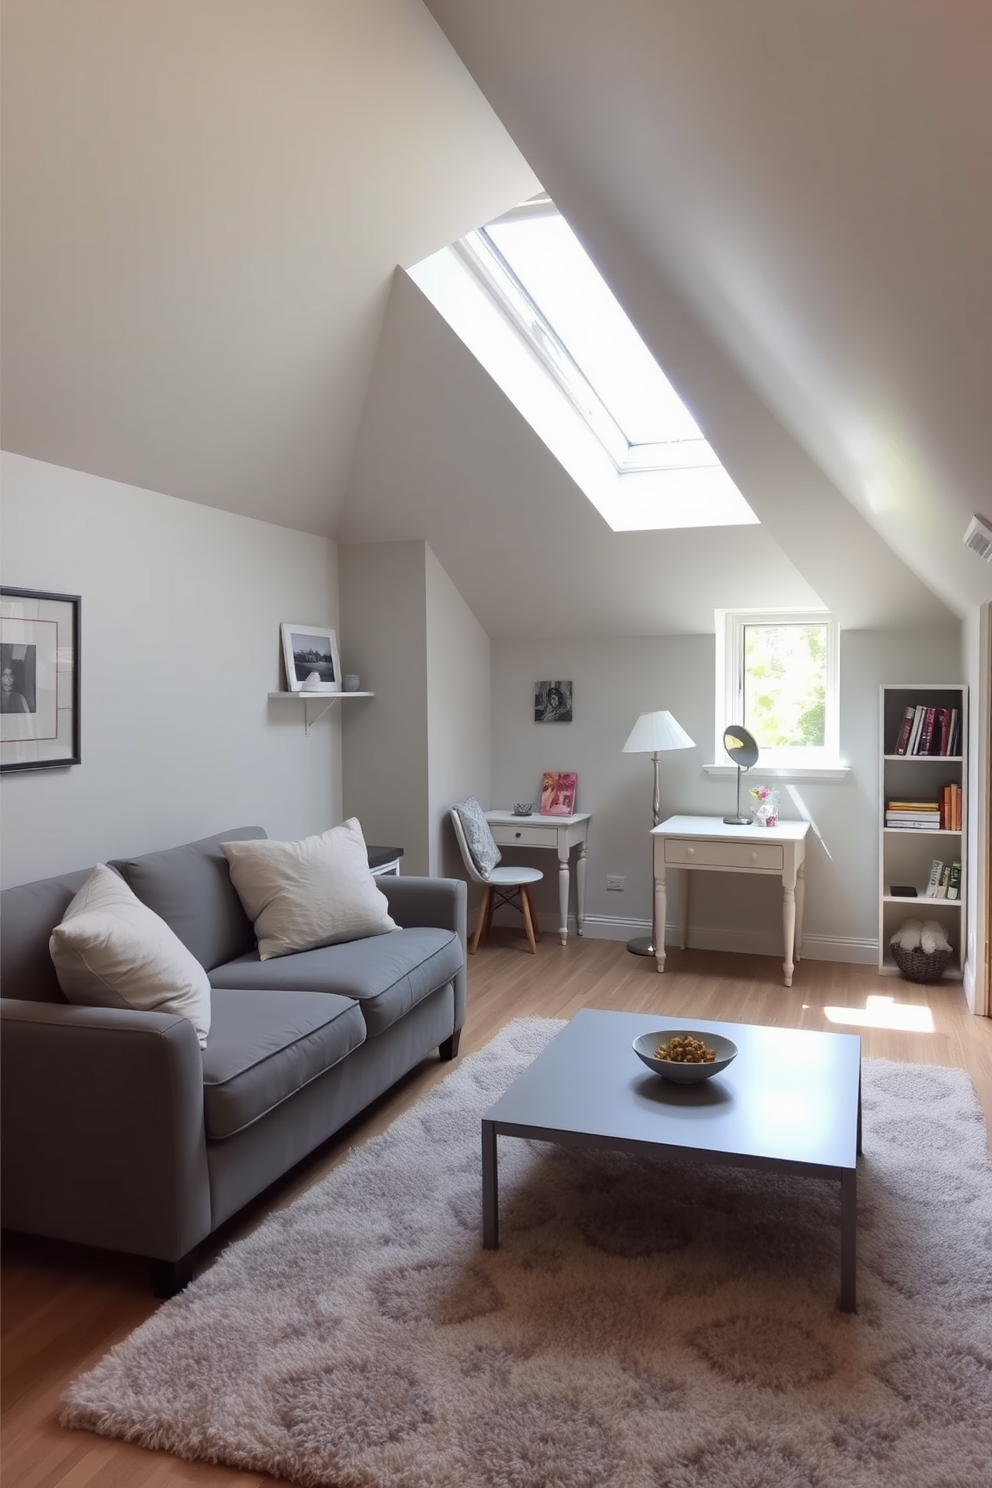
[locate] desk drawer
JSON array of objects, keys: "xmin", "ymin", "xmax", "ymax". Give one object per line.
[
  {"xmin": 664, "ymin": 839, "xmax": 784, "ymax": 871},
  {"xmin": 490, "ymin": 824, "xmax": 559, "ymax": 849}
]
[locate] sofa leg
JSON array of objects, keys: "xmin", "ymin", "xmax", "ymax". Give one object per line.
[
  {"xmin": 439, "ymin": 1030, "xmax": 461, "ymax": 1061},
  {"xmin": 149, "ymin": 1250, "xmax": 196, "ymax": 1298}
]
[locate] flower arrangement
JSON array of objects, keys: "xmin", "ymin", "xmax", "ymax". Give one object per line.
[{"xmin": 750, "ymin": 785, "xmax": 779, "ymax": 825}]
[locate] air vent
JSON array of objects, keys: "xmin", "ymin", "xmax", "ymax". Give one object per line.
[{"xmin": 963, "ymin": 514, "xmax": 992, "ymax": 562}]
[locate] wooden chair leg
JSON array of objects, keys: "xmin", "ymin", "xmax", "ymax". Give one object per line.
[
  {"xmin": 519, "ymin": 885, "xmax": 538, "ymax": 954},
  {"xmin": 485, "ymin": 887, "xmax": 497, "ymax": 936},
  {"xmin": 470, "ymin": 886, "xmax": 490, "ymax": 954}
]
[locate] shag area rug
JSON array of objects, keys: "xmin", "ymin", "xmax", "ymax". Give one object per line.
[{"xmin": 63, "ymin": 1018, "xmax": 992, "ymax": 1488}]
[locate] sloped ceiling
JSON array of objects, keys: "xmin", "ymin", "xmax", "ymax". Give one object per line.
[
  {"xmin": 421, "ymin": 0, "xmax": 992, "ymax": 621},
  {"xmin": 0, "ymin": 0, "xmax": 537, "ymax": 534},
  {"xmin": 2, "ymin": 0, "xmax": 983, "ymax": 636}
]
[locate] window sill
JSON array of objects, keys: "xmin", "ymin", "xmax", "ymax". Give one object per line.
[{"xmin": 703, "ymin": 762, "xmax": 851, "ymax": 782}]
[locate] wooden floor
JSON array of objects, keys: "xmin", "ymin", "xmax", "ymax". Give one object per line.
[{"xmin": 4, "ymin": 937, "xmax": 992, "ymax": 1488}]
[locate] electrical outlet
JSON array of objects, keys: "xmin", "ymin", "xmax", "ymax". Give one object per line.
[{"xmin": 606, "ymin": 874, "xmax": 625, "ymax": 891}]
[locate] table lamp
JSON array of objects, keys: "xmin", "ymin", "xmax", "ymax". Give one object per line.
[{"xmin": 622, "ymin": 709, "xmax": 695, "ymax": 956}]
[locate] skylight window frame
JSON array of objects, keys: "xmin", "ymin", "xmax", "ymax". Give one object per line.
[{"xmin": 454, "ymin": 208, "xmax": 720, "ymax": 478}]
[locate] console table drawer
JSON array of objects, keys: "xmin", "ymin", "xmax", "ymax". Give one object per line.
[
  {"xmin": 490, "ymin": 823, "xmax": 560, "ymax": 849},
  {"xmin": 664, "ymin": 839, "xmax": 784, "ymax": 872}
]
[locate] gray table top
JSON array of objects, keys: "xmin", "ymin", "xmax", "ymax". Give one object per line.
[{"xmin": 484, "ymin": 1008, "xmax": 861, "ymax": 1173}]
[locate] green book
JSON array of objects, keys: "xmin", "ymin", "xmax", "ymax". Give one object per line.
[{"xmin": 947, "ymin": 861, "xmax": 961, "ymax": 901}]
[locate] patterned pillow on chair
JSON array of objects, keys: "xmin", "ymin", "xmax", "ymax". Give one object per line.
[{"xmin": 454, "ymin": 799, "xmax": 502, "ymax": 878}]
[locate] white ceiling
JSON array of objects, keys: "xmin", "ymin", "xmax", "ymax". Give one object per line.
[{"xmin": 4, "ymin": 0, "xmax": 988, "ymax": 638}]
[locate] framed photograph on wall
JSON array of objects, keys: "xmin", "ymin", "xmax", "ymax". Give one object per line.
[
  {"xmin": 1, "ymin": 587, "xmax": 81, "ymax": 773},
  {"xmin": 281, "ymin": 622, "xmax": 342, "ymax": 693},
  {"xmin": 535, "ymin": 680, "xmax": 573, "ymax": 722}
]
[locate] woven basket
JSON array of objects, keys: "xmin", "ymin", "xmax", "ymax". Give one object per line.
[{"xmin": 891, "ymin": 944, "xmax": 953, "ymax": 984}]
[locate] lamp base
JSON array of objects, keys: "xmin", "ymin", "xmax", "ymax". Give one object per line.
[
  {"xmin": 626, "ymin": 935, "xmax": 656, "ymax": 957},
  {"xmin": 723, "ymin": 814, "xmax": 751, "ymax": 825}
]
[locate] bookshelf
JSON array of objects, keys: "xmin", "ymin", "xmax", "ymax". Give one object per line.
[{"xmin": 879, "ymin": 684, "xmax": 967, "ymax": 977}]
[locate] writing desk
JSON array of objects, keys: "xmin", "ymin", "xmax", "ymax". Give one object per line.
[
  {"xmin": 652, "ymin": 815, "xmax": 810, "ymax": 986},
  {"xmin": 486, "ymin": 811, "xmax": 591, "ymax": 945}
]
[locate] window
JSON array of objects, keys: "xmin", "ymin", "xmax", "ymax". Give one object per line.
[
  {"xmin": 715, "ymin": 609, "xmax": 843, "ymax": 773},
  {"xmin": 408, "ymin": 195, "xmax": 757, "ymax": 532}
]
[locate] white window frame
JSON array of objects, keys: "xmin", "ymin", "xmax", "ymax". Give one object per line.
[{"xmin": 712, "ymin": 608, "xmax": 848, "ymax": 778}]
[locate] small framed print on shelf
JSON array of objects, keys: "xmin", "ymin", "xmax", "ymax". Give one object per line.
[
  {"xmin": 1, "ymin": 587, "xmax": 81, "ymax": 773},
  {"xmin": 281, "ymin": 623, "xmax": 342, "ymax": 693},
  {"xmin": 540, "ymin": 770, "xmax": 577, "ymax": 816}
]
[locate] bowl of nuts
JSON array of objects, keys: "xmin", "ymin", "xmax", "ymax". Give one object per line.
[{"xmin": 632, "ymin": 1029, "xmax": 738, "ymax": 1084}]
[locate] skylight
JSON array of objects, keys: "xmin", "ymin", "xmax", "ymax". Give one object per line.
[{"xmin": 408, "ymin": 195, "xmax": 757, "ymax": 532}]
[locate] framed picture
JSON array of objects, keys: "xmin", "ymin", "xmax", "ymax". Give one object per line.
[
  {"xmin": 535, "ymin": 680, "xmax": 573, "ymax": 722},
  {"xmin": 281, "ymin": 622, "xmax": 342, "ymax": 693},
  {"xmin": 1, "ymin": 587, "xmax": 81, "ymax": 773}
]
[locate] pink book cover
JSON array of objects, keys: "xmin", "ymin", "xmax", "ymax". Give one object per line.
[{"xmin": 541, "ymin": 771, "xmax": 577, "ymax": 816}]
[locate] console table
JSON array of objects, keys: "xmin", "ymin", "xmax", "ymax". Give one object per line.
[
  {"xmin": 652, "ymin": 815, "xmax": 810, "ymax": 986},
  {"xmin": 486, "ymin": 811, "xmax": 591, "ymax": 945}
]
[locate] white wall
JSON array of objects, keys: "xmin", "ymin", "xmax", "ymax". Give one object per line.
[
  {"xmin": 1, "ymin": 453, "xmax": 341, "ymax": 886},
  {"xmin": 425, "ymin": 545, "xmax": 491, "ymax": 877},
  {"xmin": 339, "ymin": 541, "xmax": 431, "ymax": 872},
  {"xmin": 491, "ymin": 626, "xmax": 962, "ymax": 958}
]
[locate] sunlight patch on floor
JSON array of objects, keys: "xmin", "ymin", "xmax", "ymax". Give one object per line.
[{"xmin": 823, "ymin": 995, "xmax": 935, "ymax": 1034}]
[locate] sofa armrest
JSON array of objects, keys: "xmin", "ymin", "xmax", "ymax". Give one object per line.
[
  {"xmin": 379, "ymin": 877, "xmax": 467, "ymax": 1031},
  {"xmin": 1, "ymin": 999, "xmax": 211, "ymax": 1262}
]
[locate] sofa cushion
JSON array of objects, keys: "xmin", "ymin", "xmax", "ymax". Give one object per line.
[
  {"xmin": 49, "ymin": 864, "xmax": 212, "ymax": 1047},
  {"xmin": 202, "ymin": 988, "xmax": 366, "ymax": 1139},
  {"xmin": 220, "ymin": 819, "xmax": 396, "ymax": 961},
  {"xmin": 209, "ymin": 926, "xmax": 461, "ymax": 1039},
  {"xmin": 113, "ymin": 826, "xmax": 264, "ymax": 972},
  {"xmin": 1, "ymin": 866, "xmax": 95, "ymax": 1003}
]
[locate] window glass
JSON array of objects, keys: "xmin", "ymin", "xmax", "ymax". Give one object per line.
[{"xmin": 742, "ymin": 622, "xmax": 827, "ymax": 749}]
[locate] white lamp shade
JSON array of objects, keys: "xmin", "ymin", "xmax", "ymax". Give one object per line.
[{"xmin": 622, "ymin": 710, "xmax": 695, "ymax": 754}]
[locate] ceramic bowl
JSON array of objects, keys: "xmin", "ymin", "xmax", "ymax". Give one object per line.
[
  {"xmin": 512, "ymin": 803, "xmax": 533, "ymax": 816},
  {"xmin": 632, "ymin": 1029, "xmax": 738, "ymax": 1084}
]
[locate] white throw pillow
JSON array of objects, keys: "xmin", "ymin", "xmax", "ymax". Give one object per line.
[
  {"xmin": 220, "ymin": 818, "xmax": 397, "ymax": 961},
  {"xmin": 49, "ymin": 864, "xmax": 211, "ymax": 1047}
]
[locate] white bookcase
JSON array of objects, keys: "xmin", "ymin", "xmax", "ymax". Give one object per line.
[{"xmin": 879, "ymin": 684, "xmax": 967, "ymax": 977}]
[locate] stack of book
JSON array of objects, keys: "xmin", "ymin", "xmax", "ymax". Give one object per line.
[
  {"xmin": 893, "ymin": 704, "xmax": 961, "ymax": 756},
  {"xmin": 940, "ymin": 782, "xmax": 962, "ymax": 831},
  {"xmin": 925, "ymin": 858, "xmax": 962, "ymax": 899},
  {"xmin": 885, "ymin": 800, "xmax": 941, "ymax": 829}
]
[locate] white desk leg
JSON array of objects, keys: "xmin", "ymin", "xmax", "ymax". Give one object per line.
[
  {"xmin": 654, "ymin": 869, "xmax": 667, "ymax": 973},
  {"xmin": 795, "ymin": 861, "xmax": 806, "ymax": 964},
  {"xmin": 557, "ymin": 850, "xmax": 569, "ymax": 946},
  {"xmin": 782, "ymin": 876, "xmax": 797, "ymax": 988},
  {"xmin": 677, "ymin": 867, "xmax": 689, "ymax": 950},
  {"xmin": 575, "ymin": 840, "xmax": 587, "ymax": 937}
]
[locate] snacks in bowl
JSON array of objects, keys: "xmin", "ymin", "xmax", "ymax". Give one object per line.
[{"xmin": 654, "ymin": 1034, "xmax": 716, "ymax": 1064}]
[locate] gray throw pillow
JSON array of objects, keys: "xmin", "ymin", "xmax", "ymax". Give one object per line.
[{"xmin": 455, "ymin": 798, "xmax": 501, "ymax": 878}]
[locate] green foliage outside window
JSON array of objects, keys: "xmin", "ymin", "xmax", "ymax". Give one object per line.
[{"xmin": 742, "ymin": 624, "xmax": 826, "ymax": 748}]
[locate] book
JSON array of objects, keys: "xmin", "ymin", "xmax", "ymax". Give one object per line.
[
  {"xmin": 917, "ymin": 705, "xmax": 937, "ymax": 755},
  {"xmin": 540, "ymin": 770, "xmax": 577, "ymax": 817},
  {"xmin": 935, "ymin": 862, "xmax": 951, "ymax": 898},
  {"xmin": 893, "ymin": 704, "xmax": 916, "ymax": 755},
  {"xmin": 925, "ymin": 859, "xmax": 944, "ymax": 896},
  {"xmin": 937, "ymin": 707, "xmax": 952, "ymax": 755},
  {"xmin": 948, "ymin": 709, "xmax": 961, "ymax": 756},
  {"xmin": 907, "ymin": 705, "xmax": 927, "ymax": 755},
  {"xmin": 947, "ymin": 861, "xmax": 961, "ymax": 900}
]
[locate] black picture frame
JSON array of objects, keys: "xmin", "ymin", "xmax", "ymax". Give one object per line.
[{"xmin": 1, "ymin": 587, "xmax": 81, "ymax": 772}]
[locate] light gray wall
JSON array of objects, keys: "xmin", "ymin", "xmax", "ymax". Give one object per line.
[
  {"xmin": 491, "ymin": 626, "xmax": 962, "ymax": 959},
  {"xmin": 1, "ymin": 453, "xmax": 340, "ymax": 886},
  {"xmin": 425, "ymin": 545, "xmax": 491, "ymax": 877},
  {"xmin": 339, "ymin": 541, "xmax": 431, "ymax": 873}
]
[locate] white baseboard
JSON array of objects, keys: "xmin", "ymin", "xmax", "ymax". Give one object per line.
[{"xmin": 540, "ymin": 912, "xmax": 878, "ymax": 966}]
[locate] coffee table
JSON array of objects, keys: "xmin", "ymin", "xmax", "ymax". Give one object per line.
[{"xmin": 481, "ymin": 1008, "xmax": 862, "ymax": 1311}]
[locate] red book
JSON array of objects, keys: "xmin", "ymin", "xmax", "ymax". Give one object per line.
[
  {"xmin": 918, "ymin": 706, "xmax": 937, "ymax": 755},
  {"xmin": 894, "ymin": 705, "xmax": 915, "ymax": 755}
]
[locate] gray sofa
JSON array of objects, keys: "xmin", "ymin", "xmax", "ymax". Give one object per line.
[{"xmin": 1, "ymin": 825, "xmax": 467, "ymax": 1294}]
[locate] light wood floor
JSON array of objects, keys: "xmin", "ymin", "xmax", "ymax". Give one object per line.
[{"xmin": 4, "ymin": 937, "xmax": 992, "ymax": 1488}]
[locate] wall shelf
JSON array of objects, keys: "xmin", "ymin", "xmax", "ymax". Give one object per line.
[{"xmin": 268, "ymin": 691, "xmax": 373, "ymax": 734}]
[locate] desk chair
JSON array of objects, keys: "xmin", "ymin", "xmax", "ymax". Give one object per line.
[{"xmin": 449, "ymin": 808, "xmax": 543, "ymax": 954}]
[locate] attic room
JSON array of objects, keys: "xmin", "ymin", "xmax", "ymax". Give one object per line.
[{"xmin": 3, "ymin": 4, "xmax": 992, "ymax": 1486}]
